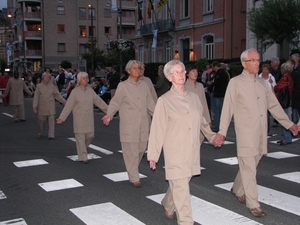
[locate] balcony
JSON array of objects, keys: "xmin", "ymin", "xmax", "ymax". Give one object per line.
[
  {"xmin": 13, "ymin": 49, "xmax": 42, "ymax": 59},
  {"xmin": 24, "ymin": 12, "xmax": 41, "ymax": 20},
  {"xmin": 140, "ymin": 19, "xmax": 175, "ymax": 36},
  {"xmin": 24, "ymin": 31, "xmax": 42, "ymax": 39},
  {"xmin": 117, "ymin": 17, "xmax": 135, "ymax": 26}
]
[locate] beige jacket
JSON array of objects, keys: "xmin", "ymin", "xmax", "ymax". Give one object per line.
[
  {"xmin": 107, "ymin": 77, "xmax": 156, "ymax": 142},
  {"xmin": 58, "ymin": 85, "xmax": 108, "ymax": 133},
  {"xmin": 33, "ymin": 81, "xmax": 65, "ymax": 116},
  {"xmin": 140, "ymin": 76, "xmax": 158, "ymax": 103},
  {"xmin": 147, "ymin": 86, "xmax": 216, "ymax": 180},
  {"xmin": 219, "ymin": 70, "xmax": 293, "ymax": 157},
  {"xmin": 2, "ymin": 78, "xmax": 32, "ymax": 105}
]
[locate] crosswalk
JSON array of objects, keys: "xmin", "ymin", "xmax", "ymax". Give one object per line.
[{"xmin": 1, "ymin": 136, "xmax": 299, "ymax": 224}]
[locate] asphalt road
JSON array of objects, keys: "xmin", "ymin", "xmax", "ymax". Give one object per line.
[{"xmin": 0, "ymin": 97, "xmax": 299, "ymax": 225}]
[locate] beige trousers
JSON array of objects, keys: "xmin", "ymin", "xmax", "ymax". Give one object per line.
[
  {"xmin": 232, "ymin": 154, "xmax": 262, "ymax": 208},
  {"xmin": 12, "ymin": 104, "xmax": 25, "ymax": 121},
  {"xmin": 74, "ymin": 132, "xmax": 94, "ymax": 161},
  {"xmin": 121, "ymin": 141, "xmax": 147, "ymax": 183},
  {"xmin": 162, "ymin": 177, "xmax": 194, "ymax": 225},
  {"xmin": 38, "ymin": 114, "xmax": 55, "ymax": 138}
]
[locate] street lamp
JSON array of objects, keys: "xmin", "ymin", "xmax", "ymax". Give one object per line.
[
  {"xmin": 88, "ymin": 4, "xmax": 94, "ymax": 76},
  {"xmin": 118, "ymin": 0, "xmax": 122, "ymax": 75}
]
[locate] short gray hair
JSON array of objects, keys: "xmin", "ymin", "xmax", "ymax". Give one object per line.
[
  {"xmin": 76, "ymin": 72, "xmax": 89, "ymax": 86},
  {"xmin": 271, "ymin": 57, "xmax": 280, "ymax": 64},
  {"xmin": 163, "ymin": 60, "xmax": 185, "ymax": 77},
  {"xmin": 281, "ymin": 62, "xmax": 293, "ymax": 75},
  {"xmin": 42, "ymin": 72, "xmax": 51, "ymax": 80},
  {"xmin": 125, "ymin": 60, "xmax": 139, "ymax": 72},
  {"xmin": 240, "ymin": 48, "xmax": 258, "ymax": 62}
]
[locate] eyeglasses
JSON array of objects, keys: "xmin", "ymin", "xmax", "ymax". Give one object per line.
[
  {"xmin": 244, "ymin": 58, "xmax": 261, "ymax": 63},
  {"xmin": 171, "ymin": 70, "xmax": 186, "ymax": 76}
]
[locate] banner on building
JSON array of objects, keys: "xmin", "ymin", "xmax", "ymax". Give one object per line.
[
  {"xmin": 111, "ymin": 0, "xmax": 118, "ymax": 11},
  {"xmin": 148, "ymin": 0, "xmax": 153, "ymax": 19},
  {"xmin": 152, "ymin": 29, "xmax": 158, "ymax": 48}
]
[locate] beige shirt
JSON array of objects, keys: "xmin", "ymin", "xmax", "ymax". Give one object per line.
[
  {"xmin": 147, "ymin": 86, "xmax": 216, "ymax": 180},
  {"xmin": 58, "ymin": 85, "xmax": 108, "ymax": 133},
  {"xmin": 2, "ymin": 78, "xmax": 32, "ymax": 105},
  {"xmin": 33, "ymin": 81, "xmax": 65, "ymax": 116},
  {"xmin": 107, "ymin": 77, "xmax": 156, "ymax": 142},
  {"xmin": 140, "ymin": 76, "xmax": 158, "ymax": 103},
  {"xmin": 219, "ymin": 70, "xmax": 293, "ymax": 157}
]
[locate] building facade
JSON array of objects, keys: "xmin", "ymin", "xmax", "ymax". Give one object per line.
[
  {"xmin": 134, "ymin": 0, "xmax": 246, "ymax": 63},
  {"xmin": 6, "ymin": 0, "xmax": 136, "ymax": 73}
]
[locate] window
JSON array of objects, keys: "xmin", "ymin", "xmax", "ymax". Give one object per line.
[
  {"xmin": 204, "ymin": 0, "xmax": 213, "ymax": 13},
  {"xmin": 138, "ymin": 45, "xmax": 144, "ymax": 62},
  {"xmin": 79, "ymin": 44, "xmax": 86, "ymax": 54},
  {"xmin": 151, "ymin": 47, "xmax": 156, "ymax": 62},
  {"xmin": 88, "ymin": 8, "xmax": 95, "ymax": 19},
  {"xmin": 89, "ymin": 26, "xmax": 95, "ymax": 37},
  {"xmin": 104, "ymin": 27, "xmax": 111, "ymax": 35},
  {"xmin": 58, "ymin": 0, "xmax": 63, "ymax": 3},
  {"xmin": 182, "ymin": 0, "xmax": 189, "ymax": 18},
  {"xmin": 165, "ymin": 41, "xmax": 172, "ymax": 62},
  {"xmin": 79, "ymin": 7, "xmax": 86, "ymax": 19},
  {"xmin": 79, "ymin": 26, "xmax": 86, "ymax": 37},
  {"xmin": 204, "ymin": 35, "xmax": 214, "ymax": 60},
  {"xmin": 57, "ymin": 24, "xmax": 65, "ymax": 33},
  {"xmin": 104, "ymin": 9, "xmax": 111, "ymax": 17},
  {"xmin": 58, "ymin": 43, "xmax": 66, "ymax": 52},
  {"xmin": 57, "ymin": 6, "xmax": 65, "ymax": 15}
]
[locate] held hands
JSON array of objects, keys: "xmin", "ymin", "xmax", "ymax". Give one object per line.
[
  {"xmin": 33, "ymin": 107, "xmax": 37, "ymax": 114},
  {"xmin": 56, "ymin": 118, "xmax": 63, "ymax": 124},
  {"xmin": 149, "ymin": 160, "xmax": 156, "ymax": 170},
  {"xmin": 212, "ymin": 133, "xmax": 225, "ymax": 147},
  {"xmin": 289, "ymin": 124, "xmax": 299, "ymax": 136},
  {"xmin": 102, "ymin": 115, "xmax": 111, "ymax": 126}
]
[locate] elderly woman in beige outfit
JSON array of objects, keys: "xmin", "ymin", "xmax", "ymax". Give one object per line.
[
  {"xmin": 33, "ymin": 72, "xmax": 66, "ymax": 139},
  {"xmin": 57, "ymin": 72, "xmax": 108, "ymax": 164},
  {"xmin": 185, "ymin": 64, "xmax": 211, "ymax": 143},
  {"xmin": 102, "ymin": 60, "xmax": 156, "ymax": 187},
  {"xmin": 147, "ymin": 60, "xmax": 219, "ymax": 225}
]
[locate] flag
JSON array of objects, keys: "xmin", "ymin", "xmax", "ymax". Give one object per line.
[
  {"xmin": 156, "ymin": 0, "xmax": 168, "ymax": 13},
  {"xmin": 138, "ymin": 4, "xmax": 143, "ymax": 21},
  {"xmin": 148, "ymin": 0, "xmax": 153, "ymax": 19},
  {"xmin": 152, "ymin": 30, "xmax": 158, "ymax": 48}
]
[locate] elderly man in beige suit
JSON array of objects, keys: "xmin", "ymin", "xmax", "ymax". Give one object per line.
[
  {"xmin": 214, "ymin": 48, "xmax": 299, "ymax": 217},
  {"xmin": 0, "ymin": 72, "xmax": 33, "ymax": 122},
  {"xmin": 148, "ymin": 60, "xmax": 218, "ymax": 225},
  {"xmin": 33, "ymin": 72, "xmax": 66, "ymax": 139},
  {"xmin": 102, "ymin": 60, "xmax": 156, "ymax": 188}
]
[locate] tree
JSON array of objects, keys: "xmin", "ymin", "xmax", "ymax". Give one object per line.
[
  {"xmin": 248, "ymin": 0, "xmax": 300, "ymax": 57},
  {"xmin": 107, "ymin": 39, "xmax": 135, "ymax": 66},
  {"xmin": 60, "ymin": 60, "xmax": 72, "ymax": 69}
]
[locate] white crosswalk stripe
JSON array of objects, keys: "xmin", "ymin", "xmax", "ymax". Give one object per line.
[
  {"xmin": 215, "ymin": 182, "xmax": 300, "ymax": 216},
  {"xmin": 0, "ymin": 218, "xmax": 27, "ymax": 225},
  {"xmin": 38, "ymin": 178, "xmax": 83, "ymax": 192},
  {"xmin": 68, "ymin": 137, "xmax": 114, "ymax": 155}
]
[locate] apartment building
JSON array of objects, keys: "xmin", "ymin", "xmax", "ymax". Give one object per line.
[
  {"xmin": 7, "ymin": 0, "xmax": 136, "ymax": 73},
  {"xmin": 134, "ymin": 0, "xmax": 246, "ymax": 63}
]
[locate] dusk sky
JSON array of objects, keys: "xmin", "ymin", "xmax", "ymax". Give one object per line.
[{"xmin": 0, "ymin": 2, "xmax": 7, "ymax": 10}]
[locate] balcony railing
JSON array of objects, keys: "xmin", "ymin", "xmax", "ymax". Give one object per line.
[
  {"xmin": 24, "ymin": 31, "xmax": 42, "ymax": 38},
  {"xmin": 118, "ymin": 17, "xmax": 135, "ymax": 25},
  {"xmin": 13, "ymin": 50, "xmax": 42, "ymax": 58},
  {"xmin": 140, "ymin": 19, "xmax": 175, "ymax": 36},
  {"xmin": 24, "ymin": 12, "xmax": 41, "ymax": 20}
]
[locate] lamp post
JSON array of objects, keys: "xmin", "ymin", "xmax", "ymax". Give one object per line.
[
  {"xmin": 118, "ymin": 0, "xmax": 122, "ymax": 75},
  {"xmin": 88, "ymin": 4, "xmax": 94, "ymax": 77}
]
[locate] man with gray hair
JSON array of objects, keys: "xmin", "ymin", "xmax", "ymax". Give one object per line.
[
  {"xmin": 291, "ymin": 53, "xmax": 300, "ymax": 71},
  {"xmin": 213, "ymin": 48, "xmax": 299, "ymax": 217},
  {"xmin": 270, "ymin": 57, "xmax": 282, "ymax": 83}
]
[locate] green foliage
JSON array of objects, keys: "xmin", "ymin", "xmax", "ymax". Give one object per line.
[
  {"xmin": 195, "ymin": 58, "xmax": 209, "ymax": 72},
  {"xmin": 248, "ymin": 0, "xmax": 300, "ymax": 50},
  {"xmin": 60, "ymin": 60, "xmax": 72, "ymax": 69},
  {"xmin": 107, "ymin": 39, "xmax": 136, "ymax": 66}
]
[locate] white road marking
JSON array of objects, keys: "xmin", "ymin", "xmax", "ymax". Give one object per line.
[
  {"xmin": 216, "ymin": 182, "xmax": 300, "ymax": 216},
  {"xmin": 274, "ymin": 171, "xmax": 300, "ymax": 184},
  {"xmin": 214, "ymin": 157, "xmax": 238, "ymax": 165},
  {"xmin": 2, "ymin": 113, "xmax": 13, "ymax": 118},
  {"xmin": 0, "ymin": 218, "xmax": 27, "ymax": 225},
  {"xmin": 38, "ymin": 178, "xmax": 83, "ymax": 192},
  {"xmin": 266, "ymin": 151, "xmax": 299, "ymax": 159},
  {"xmin": 68, "ymin": 138, "xmax": 113, "ymax": 155},
  {"xmin": 103, "ymin": 171, "xmax": 147, "ymax": 182},
  {"xmin": 0, "ymin": 189, "xmax": 7, "ymax": 199},
  {"xmin": 147, "ymin": 194, "xmax": 261, "ymax": 225},
  {"xmin": 70, "ymin": 202, "xmax": 145, "ymax": 225},
  {"xmin": 67, "ymin": 153, "xmax": 101, "ymax": 161},
  {"xmin": 13, "ymin": 159, "xmax": 48, "ymax": 167},
  {"xmin": 204, "ymin": 140, "xmax": 235, "ymax": 145},
  {"xmin": 269, "ymin": 138, "xmax": 299, "ymax": 144}
]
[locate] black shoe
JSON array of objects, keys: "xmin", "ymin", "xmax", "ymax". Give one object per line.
[
  {"xmin": 277, "ymin": 140, "xmax": 292, "ymax": 146},
  {"xmin": 20, "ymin": 119, "xmax": 26, "ymax": 122}
]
